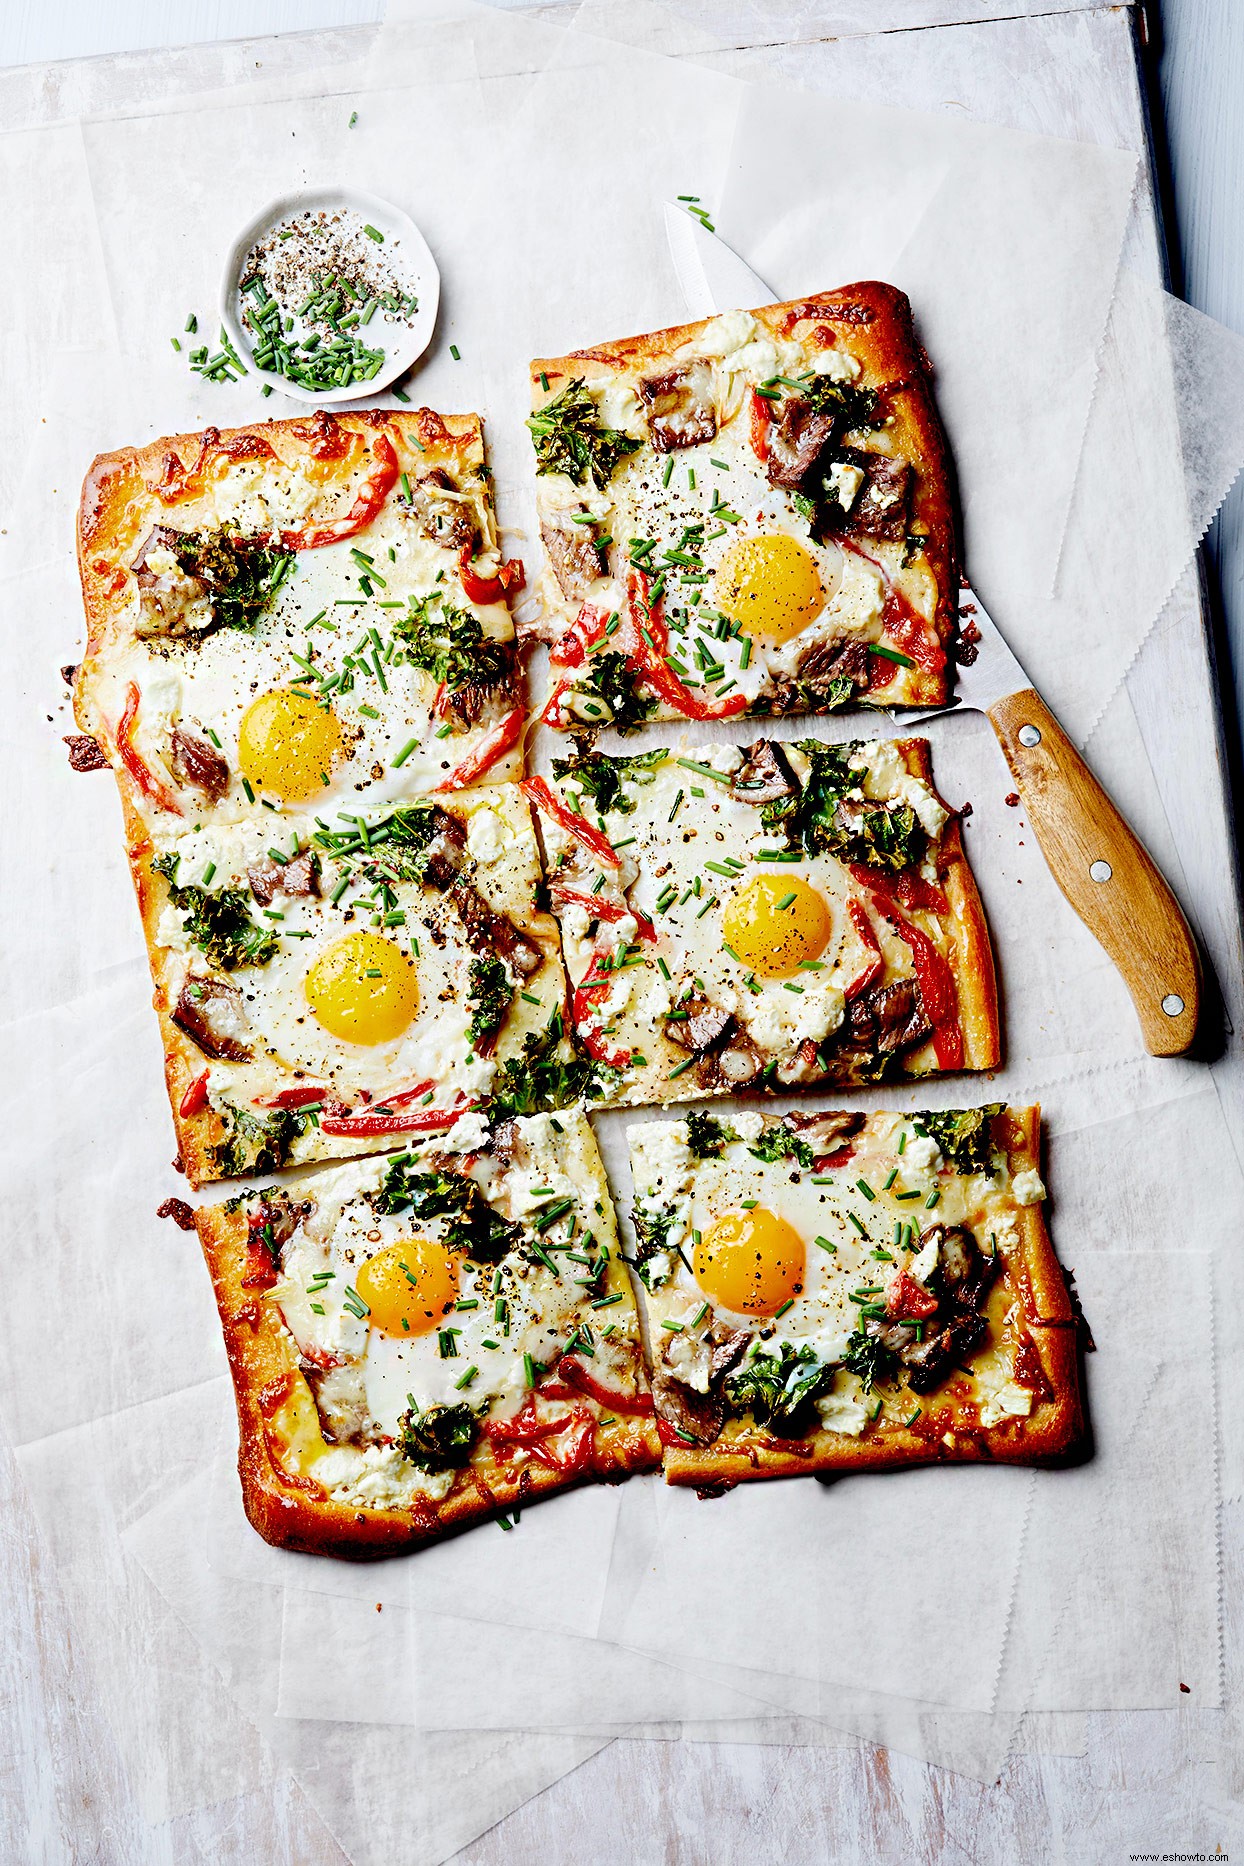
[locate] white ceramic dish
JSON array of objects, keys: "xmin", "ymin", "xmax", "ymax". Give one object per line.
[{"xmin": 218, "ymin": 184, "xmax": 440, "ymax": 405}]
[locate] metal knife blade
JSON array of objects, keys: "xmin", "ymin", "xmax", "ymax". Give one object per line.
[{"xmin": 659, "ymin": 202, "xmax": 1202, "ymax": 1054}]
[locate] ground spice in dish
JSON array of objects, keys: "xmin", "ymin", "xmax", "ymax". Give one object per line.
[{"xmin": 231, "ymin": 208, "xmax": 422, "ymax": 393}]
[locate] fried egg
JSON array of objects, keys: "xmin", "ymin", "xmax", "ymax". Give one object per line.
[
  {"xmin": 722, "ymin": 874, "xmax": 834, "ymax": 979},
  {"xmin": 693, "ymin": 1207, "xmax": 805, "ymax": 1315}
]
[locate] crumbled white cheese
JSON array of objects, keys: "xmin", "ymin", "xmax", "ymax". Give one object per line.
[
  {"xmin": 908, "ymin": 1229, "xmax": 941, "ymax": 1287},
  {"xmin": 849, "ymin": 741, "xmax": 949, "ymax": 838},
  {"xmin": 742, "ymin": 979, "xmax": 844, "ymax": 1054},
  {"xmin": 315, "ymin": 1444, "xmax": 456, "ymax": 1509},
  {"xmin": 665, "ymin": 1330, "xmax": 713, "ymax": 1393},
  {"xmin": 1011, "ymin": 1168, "xmax": 1046, "ymax": 1207},
  {"xmin": 808, "ymin": 346, "xmax": 861, "ymax": 384},
  {"xmin": 903, "ymin": 1134, "xmax": 943, "ymax": 1175},
  {"xmin": 436, "ymin": 1110, "xmax": 491, "ymax": 1155},
  {"xmin": 977, "ymin": 1381, "xmax": 1034, "ymax": 1429},
  {"xmin": 816, "ymin": 1375, "xmax": 870, "ymax": 1437},
  {"xmin": 629, "ymin": 1121, "xmax": 693, "ymax": 1194},
  {"xmin": 732, "ymin": 1110, "xmax": 765, "ymax": 1143},
  {"xmin": 466, "ymin": 807, "xmax": 506, "ymax": 866},
  {"xmin": 826, "ymin": 461, "xmax": 865, "ymax": 513}
]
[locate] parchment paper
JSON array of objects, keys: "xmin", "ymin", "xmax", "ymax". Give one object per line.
[{"xmin": 4, "ymin": 2, "xmax": 1244, "ymax": 1832}]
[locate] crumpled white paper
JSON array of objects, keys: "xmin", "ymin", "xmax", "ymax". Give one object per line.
[{"xmin": 4, "ymin": 3, "xmax": 1244, "ymax": 1842}]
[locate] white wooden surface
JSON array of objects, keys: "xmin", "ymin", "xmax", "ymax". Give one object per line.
[{"xmin": 2, "ymin": 5, "xmax": 1242, "ymax": 1864}]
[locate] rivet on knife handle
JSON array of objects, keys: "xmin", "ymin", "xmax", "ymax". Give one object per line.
[{"xmin": 987, "ymin": 688, "xmax": 1201, "ymax": 1056}]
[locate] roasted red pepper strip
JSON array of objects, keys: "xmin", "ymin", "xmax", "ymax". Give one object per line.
[
  {"xmin": 848, "ymin": 862, "xmax": 948, "ymax": 917},
  {"xmin": 255, "ymin": 1084, "xmax": 331, "ymax": 1110},
  {"xmin": 749, "ymin": 387, "xmax": 772, "ymax": 463},
  {"xmin": 433, "ymin": 703, "xmax": 526, "ymax": 791},
  {"xmin": 520, "ymin": 776, "xmax": 621, "ymax": 868},
  {"xmin": 318, "ymin": 1099, "xmax": 479, "ymax": 1138},
  {"xmin": 179, "ymin": 1070, "xmax": 210, "ymax": 1118},
  {"xmin": 116, "ymin": 682, "xmax": 183, "ymax": 815},
  {"xmin": 530, "ymin": 1414, "xmax": 596, "ymax": 1475},
  {"xmin": 886, "ymin": 1269, "xmax": 939, "ymax": 1321},
  {"xmin": 844, "ymin": 898, "xmax": 884, "ymax": 1001},
  {"xmin": 547, "ymin": 886, "xmax": 655, "ymax": 942},
  {"xmin": 570, "ymin": 975, "xmax": 631, "ymax": 1070},
  {"xmin": 279, "ymin": 433, "xmax": 399, "ymax": 550},
  {"xmin": 482, "ymin": 1398, "xmax": 572, "ymax": 1445},
  {"xmin": 557, "ymin": 1354, "xmax": 655, "ymax": 1415},
  {"xmin": 627, "ymin": 572, "xmax": 748, "ymax": 723},
  {"xmin": 458, "ymin": 546, "xmax": 525, "ymax": 605},
  {"xmin": 889, "ymin": 914, "xmax": 963, "ymax": 1070},
  {"xmin": 835, "ymin": 536, "xmax": 946, "ymax": 677}
]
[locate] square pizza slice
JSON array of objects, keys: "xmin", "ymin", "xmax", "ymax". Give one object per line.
[
  {"xmin": 626, "ymin": 1105, "xmax": 1081, "ymax": 1484},
  {"xmin": 73, "ymin": 408, "xmax": 528, "ymax": 830},
  {"xmin": 527, "ymin": 283, "xmax": 956, "ymax": 730},
  {"xmin": 141, "ymin": 783, "xmax": 570, "ymax": 1185},
  {"xmin": 197, "ymin": 1108, "xmax": 659, "ymax": 1554},
  {"xmin": 526, "ymin": 734, "xmax": 997, "ymax": 1109}
]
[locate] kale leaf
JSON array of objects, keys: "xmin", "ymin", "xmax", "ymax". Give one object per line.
[
  {"xmin": 724, "ymin": 1342, "xmax": 838, "ymax": 1436},
  {"xmin": 912, "ymin": 1106, "xmax": 1003, "ymax": 1175},
  {"xmin": 375, "ymin": 1163, "xmax": 520, "ymax": 1263},
  {"xmin": 467, "ymin": 954, "xmax": 514, "ymax": 1048},
  {"xmin": 152, "ymin": 853, "xmax": 278, "ymax": 971},
  {"xmin": 175, "ymin": 526, "xmax": 295, "ymax": 632},
  {"xmin": 800, "ymin": 376, "xmax": 881, "ymax": 433},
  {"xmin": 631, "ymin": 1202, "xmax": 680, "ymax": 1290},
  {"xmin": 792, "ymin": 740, "xmax": 925, "ymax": 871},
  {"xmin": 392, "ymin": 594, "xmax": 510, "ymax": 697},
  {"xmin": 210, "ymin": 1102, "xmax": 308, "ymax": 1179},
  {"xmin": 747, "ymin": 1123, "xmax": 814, "ymax": 1168},
  {"xmin": 486, "ymin": 1014, "xmax": 617, "ymax": 1119},
  {"xmin": 314, "ymin": 804, "xmax": 443, "ymax": 886},
  {"xmin": 397, "ymin": 1400, "xmax": 478, "ymax": 1473},
  {"xmin": 685, "ymin": 1111, "xmax": 739, "ymax": 1159},
  {"xmin": 550, "ymin": 747, "xmax": 669, "ymax": 816},
  {"xmin": 842, "ymin": 1327, "xmax": 898, "ymax": 1394},
  {"xmin": 527, "ymin": 378, "xmax": 641, "ymax": 487},
  {"xmin": 569, "ymin": 650, "xmax": 658, "ymax": 735}
]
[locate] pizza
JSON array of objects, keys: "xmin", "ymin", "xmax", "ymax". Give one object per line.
[
  {"xmin": 74, "ymin": 408, "xmax": 527, "ymax": 821},
  {"xmin": 135, "ymin": 782, "xmax": 575, "ymax": 1186},
  {"xmin": 526, "ymin": 734, "xmax": 997, "ymax": 1108},
  {"xmin": 526, "ymin": 283, "xmax": 956, "ymax": 730},
  {"xmin": 196, "ymin": 1107, "xmax": 660, "ymax": 1554},
  {"xmin": 626, "ymin": 1104, "xmax": 1081, "ymax": 1485}
]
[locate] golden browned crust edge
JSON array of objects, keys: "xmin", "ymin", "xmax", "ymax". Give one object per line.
[
  {"xmin": 530, "ymin": 282, "xmax": 958, "ymax": 706},
  {"xmin": 124, "ymin": 788, "xmax": 567, "ymax": 1189},
  {"xmin": 196, "ymin": 1201, "xmax": 662, "ymax": 1558},
  {"xmin": 662, "ymin": 1102, "xmax": 1082, "ymax": 1486},
  {"xmin": 902, "ymin": 738, "xmax": 1001, "ymax": 1074}
]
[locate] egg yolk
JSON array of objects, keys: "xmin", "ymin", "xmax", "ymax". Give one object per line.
[
  {"xmin": 713, "ymin": 534, "xmax": 825, "ymax": 643},
  {"xmin": 355, "ymin": 1237, "xmax": 459, "ymax": 1336},
  {"xmin": 694, "ymin": 1209, "xmax": 804, "ymax": 1317},
  {"xmin": 238, "ymin": 688, "xmax": 345, "ymax": 802},
  {"xmin": 304, "ymin": 930, "xmax": 419, "ymax": 1045},
  {"xmin": 722, "ymin": 874, "xmax": 833, "ymax": 979}
]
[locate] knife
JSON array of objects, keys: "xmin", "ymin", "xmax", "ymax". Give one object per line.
[{"xmin": 662, "ymin": 202, "xmax": 1201, "ymax": 1056}]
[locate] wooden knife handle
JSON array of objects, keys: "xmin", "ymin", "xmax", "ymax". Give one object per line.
[{"xmin": 987, "ymin": 688, "xmax": 1201, "ymax": 1056}]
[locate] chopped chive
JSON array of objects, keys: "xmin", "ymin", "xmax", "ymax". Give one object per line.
[
  {"xmin": 363, "ymin": 223, "xmax": 384, "ymax": 242},
  {"xmin": 391, "ymin": 737, "xmax": 417, "ymax": 768},
  {"xmin": 847, "ymin": 1212, "xmax": 868, "ymax": 1237},
  {"xmin": 856, "ymin": 1179, "xmax": 876, "ymax": 1202},
  {"xmin": 926, "ymin": 1190, "xmax": 941, "ymax": 1209},
  {"xmin": 449, "ymin": 343, "xmax": 461, "ymax": 360},
  {"xmin": 814, "ymin": 1236, "xmax": 837, "ymax": 1254}
]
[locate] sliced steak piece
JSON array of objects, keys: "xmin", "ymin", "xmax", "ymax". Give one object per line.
[
  {"xmin": 638, "ymin": 362, "xmax": 717, "ymax": 452},
  {"xmin": 835, "ymin": 448, "xmax": 912, "ymax": 541},
  {"xmin": 64, "ymin": 733, "xmax": 108, "ymax": 772},
  {"xmin": 540, "ymin": 510, "xmax": 605, "ymax": 603},
  {"xmin": 652, "ymin": 1361, "xmax": 725, "ymax": 1445},
  {"xmin": 905, "ymin": 1309, "xmax": 990, "ymax": 1395},
  {"xmin": 247, "ymin": 849, "xmax": 320, "ymax": 906},
  {"xmin": 731, "ymin": 738, "xmax": 798, "ymax": 805},
  {"xmin": 796, "ymin": 635, "xmax": 872, "ymax": 698},
  {"xmin": 766, "ymin": 396, "xmax": 836, "ymax": 489},
  {"xmin": 785, "ymin": 1110, "xmax": 866, "ymax": 1154},
  {"xmin": 451, "ymin": 882, "xmax": 543, "ymax": 979},
  {"xmin": 171, "ymin": 976, "xmax": 252, "ymax": 1061},
  {"xmin": 920, "ymin": 1223, "xmax": 996, "ymax": 1313},
  {"xmin": 664, "ymin": 990, "xmax": 735, "ymax": 1055},
  {"xmin": 170, "ymin": 724, "xmax": 229, "ymax": 802},
  {"xmin": 402, "ymin": 467, "xmax": 478, "ymax": 551},
  {"xmin": 131, "ymin": 525, "xmax": 213, "ymax": 639},
  {"xmin": 843, "ymin": 978, "xmax": 932, "ymax": 1055}
]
